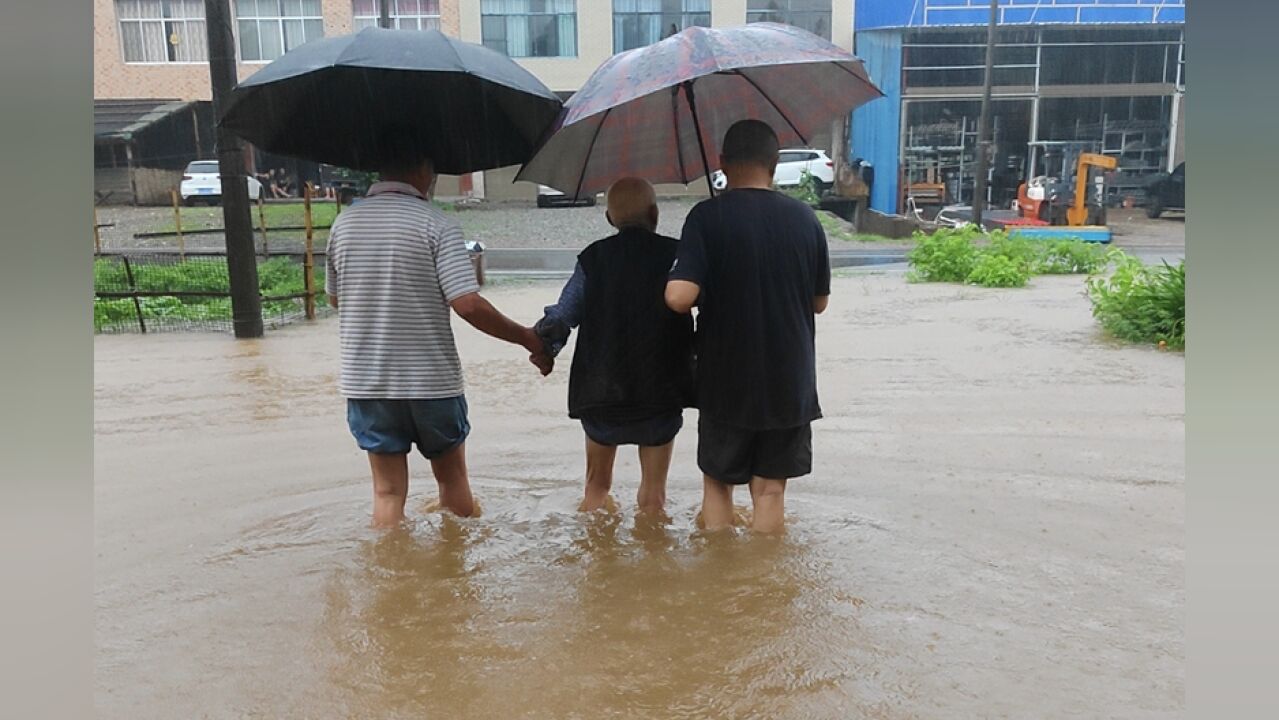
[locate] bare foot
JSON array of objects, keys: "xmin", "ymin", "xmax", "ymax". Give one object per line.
[
  {"xmin": 578, "ymin": 493, "xmax": 619, "ymax": 514},
  {"xmin": 694, "ymin": 504, "xmax": 752, "ymax": 530},
  {"xmin": 422, "ymin": 496, "xmax": 483, "ymax": 518}
]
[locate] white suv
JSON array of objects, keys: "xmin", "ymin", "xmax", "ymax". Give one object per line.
[
  {"xmin": 711, "ymin": 148, "xmax": 835, "ymax": 191},
  {"xmin": 180, "ymin": 160, "xmax": 263, "ymax": 206}
]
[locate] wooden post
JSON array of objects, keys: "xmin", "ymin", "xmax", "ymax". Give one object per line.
[
  {"xmin": 171, "ymin": 188, "xmax": 185, "ymax": 260},
  {"xmin": 303, "ymin": 182, "xmax": 316, "ymax": 320},
  {"xmin": 93, "ymin": 203, "xmax": 101, "ymax": 255},
  {"xmin": 121, "ymin": 256, "xmax": 146, "ymax": 334},
  {"xmin": 257, "ymin": 195, "xmax": 269, "ymax": 257}
]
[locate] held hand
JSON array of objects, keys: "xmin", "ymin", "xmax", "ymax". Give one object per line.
[{"xmin": 529, "ymin": 351, "xmax": 554, "ymax": 376}]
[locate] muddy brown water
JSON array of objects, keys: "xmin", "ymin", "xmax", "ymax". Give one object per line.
[{"xmin": 95, "ymin": 274, "xmax": 1184, "ymax": 719}]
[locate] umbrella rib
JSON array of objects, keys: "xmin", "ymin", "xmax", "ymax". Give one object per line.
[
  {"xmin": 573, "ymin": 107, "xmax": 611, "ymax": 201},
  {"xmin": 671, "ymin": 86, "xmax": 689, "ymax": 185},
  {"xmin": 730, "ymin": 69, "xmax": 808, "ymax": 145}
]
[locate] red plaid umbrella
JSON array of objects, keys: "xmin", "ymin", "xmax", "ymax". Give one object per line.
[{"xmin": 515, "ymin": 23, "xmax": 883, "ymax": 198}]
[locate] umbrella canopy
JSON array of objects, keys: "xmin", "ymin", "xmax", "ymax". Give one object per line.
[
  {"xmin": 219, "ymin": 27, "xmax": 563, "ymax": 174},
  {"xmin": 516, "ymin": 23, "xmax": 883, "ymax": 198}
]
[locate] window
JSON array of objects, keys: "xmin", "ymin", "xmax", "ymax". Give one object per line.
[
  {"xmin": 903, "ymin": 29, "xmax": 1037, "ymax": 89},
  {"xmin": 352, "ymin": 0, "xmax": 442, "ymax": 31},
  {"xmin": 236, "ymin": 0, "xmax": 325, "ymax": 62},
  {"xmin": 481, "ymin": 0, "xmax": 577, "ymax": 58},
  {"xmin": 746, "ymin": 0, "xmax": 831, "ymax": 41},
  {"xmin": 613, "ymin": 1, "xmax": 710, "ymax": 52},
  {"xmin": 117, "ymin": 0, "xmax": 208, "ymax": 63}
]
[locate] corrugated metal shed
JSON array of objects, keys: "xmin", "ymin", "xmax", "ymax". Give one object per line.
[{"xmin": 94, "ymin": 99, "xmax": 194, "ymax": 142}]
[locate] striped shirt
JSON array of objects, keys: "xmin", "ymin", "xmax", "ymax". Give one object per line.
[{"xmin": 325, "ymin": 181, "xmax": 479, "ymax": 399}]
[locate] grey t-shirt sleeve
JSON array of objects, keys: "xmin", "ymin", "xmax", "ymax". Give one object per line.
[
  {"xmin": 435, "ymin": 221, "xmax": 481, "ymax": 303},
  {"xmin": 324, "ymin": 227, "xmax": 339, "ymax": 298}
]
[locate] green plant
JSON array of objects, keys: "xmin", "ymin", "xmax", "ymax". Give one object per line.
[
  {"xmin": 967, "ymin": 252, "xmax": 1031, "ymax": 287},
  {"xmin": 781, "ymin": 170, "xmax": 822, "ymax": 206},
  {"xmin": 1037, "ymin": 239, "xmax": 1107, "ymax": 275},
  {"xmin": 1087, "ymin": 251, "xmax": 1185, "ymax": 349},
  {"xmin": 93, "ymin": 257, "xmax": 326, "ymax": 331},
  {"xmin": 906, "ymin": 226, "xmax": 981, "ymax": 282}
]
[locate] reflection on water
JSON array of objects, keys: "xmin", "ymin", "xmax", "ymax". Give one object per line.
[{"xmin": 306, "ymin": 506, "xmax": 881, "ymax": 720}]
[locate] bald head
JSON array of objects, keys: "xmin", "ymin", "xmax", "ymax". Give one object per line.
[{"xmin": 606, "ymin": 177, "xmax": 658, "ymax": 232}]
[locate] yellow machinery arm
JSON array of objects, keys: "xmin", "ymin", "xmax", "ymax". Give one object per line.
[{"xmin": 1066, "ymin": 152, "xmax": 1118, "ymax": 226}]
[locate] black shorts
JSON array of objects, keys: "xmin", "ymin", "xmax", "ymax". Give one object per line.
[{"xmin": 697, "ymin": 416, "xmax": 812, "ymax": 486}]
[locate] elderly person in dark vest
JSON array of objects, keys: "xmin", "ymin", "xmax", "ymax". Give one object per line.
[{"xmin": 535, "ymin": 177, "xmax": 695, "ymax": 514}]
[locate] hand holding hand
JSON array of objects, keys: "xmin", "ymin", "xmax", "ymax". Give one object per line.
[{"xmin": 530, "ymin": 351, "xmax": 553, "ymax": 376}]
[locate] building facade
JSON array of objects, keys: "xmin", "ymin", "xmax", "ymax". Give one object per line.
[
  {"xmin": 94, "ymin": 1, "xmax": 855, "ymax": 201},
  {"xmin": 850, "ymin": 0, "xmax": 1186, "ymax": 214}
]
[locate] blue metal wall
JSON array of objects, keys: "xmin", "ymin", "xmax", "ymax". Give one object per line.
[
  {"xmin": 856, "ymin": 1, "xmax": 1186, "ymax": 31},
  {"xmin": 850, "ymin": 0, "xmax": 1186, "ymax": 212},
  {"xmin": 850, "ymin": 31, "xmax": 901, "ymax": 214}
]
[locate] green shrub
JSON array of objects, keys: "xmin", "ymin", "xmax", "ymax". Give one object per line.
[
  {"xmin": 906, "ymin": 226, "xmax": 981, "ymax": 282},
  {"xmin": 967, "ymin": 253, "xmax": 1031, "ymax": 287},
  {"xmin": 1087, "ymin": 251, "xmax": 1185, "ymax": 349},
  {"xmin": 781, "ymin": 170, "xmax": 822, "ymax": 206},
  {"xmin": 1037, "ymin": 240, "xmax": 1108, "ymax": 275}
]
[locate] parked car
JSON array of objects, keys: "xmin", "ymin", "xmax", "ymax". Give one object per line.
[
  {"xmin": 537, "ymin": 184, "xmax": 597, "ymax": 208},
  {"xmin": 180, "ymin": 160, "xmax": 264, "ymax": 206},
  {"xmin": 711, "ymin": 148, "xmax": 836, "ymax": 191},
  {"xmin": 1144, "ymin": 162, "xmax": 1185, "ymax": 218}
]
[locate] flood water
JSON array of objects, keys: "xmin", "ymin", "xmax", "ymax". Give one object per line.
[{"xmin": 95, "ymin": 276, "xmax": 1184, "ymax": 719}]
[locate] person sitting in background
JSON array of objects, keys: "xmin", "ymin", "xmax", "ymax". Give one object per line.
[{"xmin": 534, "ymin": 177, "xmax": 695, "ymax": 515}]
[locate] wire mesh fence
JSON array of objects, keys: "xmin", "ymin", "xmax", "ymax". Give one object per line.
[{"xmin": 93, "ymin": 251, "xmax": 332, "ymax": 333}]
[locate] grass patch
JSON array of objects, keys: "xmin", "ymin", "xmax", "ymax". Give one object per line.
[
  {"xmin": 1087, "ymin": 251, "xmax": 1185, "ymax": 350},
  {"xmin": 816, "ymin": 211, "xmax": 896, "ymax": 244},
  {"xmin": 157, "ymin": 199, "xmax": 457, "ymax": 234},
  {"xmin": 93, "ymin": 257, "xmax": 325, "ymax": 331},
  {"xmin": 907, "ymin": 226, "xmax": 1107, "ymax": 288}
]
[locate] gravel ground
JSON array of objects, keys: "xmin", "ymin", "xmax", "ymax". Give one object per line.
[{"xmin": 95, "ymin": 198, "xmax": 1186, "ymax": 255}]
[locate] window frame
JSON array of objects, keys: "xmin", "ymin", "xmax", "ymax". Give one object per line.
[
  {"xmin": 351, "ymin": 0, "xmax": 442, "ymax": 32},
  {"xmin": 480, "ymin": 1, "xmax": 579, "ymax": 59},
  {"xmin": 235, "ymin": 0, "xmax": 325, "ymax": 65},
  {"xmin": 612, "ymin": 1, "xmax": 712, "ymax": 54},
  {"xmin": 745, "ymin": 0, "xmax": 832, "ymax": 41},
  {"xmin": 116, "ymin": 0, "xmax": 209, "ymax": 65}
]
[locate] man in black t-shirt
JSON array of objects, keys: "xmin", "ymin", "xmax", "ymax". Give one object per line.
[{"xmin": 666, "ymin": 120, "xmax": 831, "ymax": 534}]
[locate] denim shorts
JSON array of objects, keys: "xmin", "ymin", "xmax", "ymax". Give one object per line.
[{"xmin": 346, "ymin": 396, "xmax": 470, "ymax": 459}]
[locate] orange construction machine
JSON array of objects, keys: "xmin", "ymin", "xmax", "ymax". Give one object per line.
[{"xmin": 1017, "ymin": 142, "xmax": 1117, "ymax": 227}]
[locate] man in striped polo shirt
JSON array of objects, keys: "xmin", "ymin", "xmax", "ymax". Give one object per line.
[{"xmin": 326, "ymin": 145, "xmax": 548, "ymax": 527}]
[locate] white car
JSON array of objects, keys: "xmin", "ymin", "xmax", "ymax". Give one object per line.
[
  {"xmin": 537, "ymin": 184, "xmax": 597, "ymax": 208},
  {"xmin": 180, "ymin": 160, "xmax": 263, "ymax": 206},
  {"xmin": 711, "ymin": 148, "xmax": 835, "ymax": 191}
]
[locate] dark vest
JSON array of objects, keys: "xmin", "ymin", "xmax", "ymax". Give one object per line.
[{"xmin": 568, "ymin": 228, "xmax": 695, "ymax": 420}]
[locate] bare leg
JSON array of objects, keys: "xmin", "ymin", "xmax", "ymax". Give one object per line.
[
  {"xmin": 429, "ymin": 442, "xmax": 475, "ymax": 518},
  {"xmin": 700, "ymin": 474, "xmax": 735, "ymax": 530},
  {"xmin": 748, "ymin": 476, "xmax": 787, "ymax": 534},
  {"xmin": 636, "ymin": 442, "xmax": 674, "ymax": 515},
  {"xmin": 581, "ymin": 437, "xmax": 617, "ymax": 511},
  {"xmin": 368, "ymin": 453, "xmax": 410, "ymax": 528}
]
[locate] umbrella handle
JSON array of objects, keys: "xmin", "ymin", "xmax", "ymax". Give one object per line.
[{"xmin": 682, "ymin": 81, "xmax": 715, "ymax": 198}]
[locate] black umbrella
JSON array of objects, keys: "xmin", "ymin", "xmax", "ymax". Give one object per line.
[{"xmin": 219, "ymin": 27, "xmax": 563, "ymax": 174}]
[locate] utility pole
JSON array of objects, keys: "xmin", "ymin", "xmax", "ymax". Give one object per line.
[
  {"xmin": 204, "ymin": 0, "xmax": 263, "ymax": 338},
  {"xmin": 972, "ymin": 0, "xmax": 998, "ymax": 228},
  {"xmin": 379, "ymin": 0, "xmax": 392, "ymax": 28}
]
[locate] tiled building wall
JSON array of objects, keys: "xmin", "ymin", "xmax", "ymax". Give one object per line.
[{"xmin": 95, "ymin": 0, "xmax": 460, "ymax": 100}]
